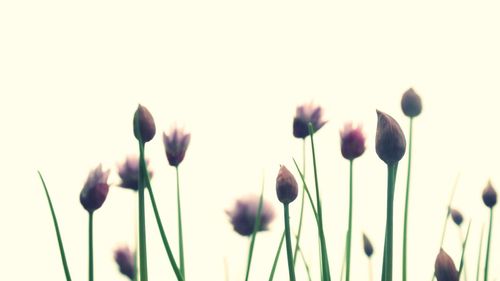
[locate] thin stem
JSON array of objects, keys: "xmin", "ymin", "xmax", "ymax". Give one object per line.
[
  {"xmin": 484, "ymin": 209, "xmax": 494, "ymax": 281},
  {"xmin": 459, "ymin": 226, "xmax": 469, "ymax": 281},
  {"xmin": 37, "ymin": 171, "xmax": 72, "ymax": 281},
  {"xmin": 458, "ymin": 222, "xmax": 472, "ymax": 279},
  {"xmin": 284, "ymin": 204, "xmax": 297, "ymax": 281},
  {"xmin": 268, "ymin": 231, "xmax": 285, "ymax": 281},
  {"xmin": 138, "ymin": 141, "xmax": 148, "ymax": 281},
  {"xmin": 292, "ymin": 158, "xmax": 319, "ymax": 222},
  {"xmin": 297, "ymin": 242, "xmax": 313, "ymax": 281},
  {"xmin": 176, "ymin": 166, "xmax": 185, "ymax": 279},
  {"xmin": 476, "ymin": 224, "xmax": 485, "ymax": 281},
  {"xmin": 346, "ymin": 160, "xmax": 354, "ymax": 281},
  {"xmin": 369, "ymin": 258, "xmax": 374, "ymax": 281},
  {"xmin": 340, "ymin": 231, "xmax": 347, "ymax": 281},
  {"xmin": 294, "ymin": 139, "xmax": 307, "ymax": 265},
  {"xmin": 402, "ymin": 117, "xmax": 414, "ymax": 281},
  {"xmin": 381, "ymin": 164, "xmax": 397, "ymax": 281},
  {"xmin": 89, "ymin": 212, "xmax": 94, "ymax": 281},
  {"xmin": 244, "ymin": 182, "xmax": 265, "ymax": 281}
]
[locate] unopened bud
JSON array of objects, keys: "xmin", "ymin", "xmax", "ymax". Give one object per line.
[
  {"xmin": 450, "ymin": 208, "xmax": 463, "ymax": 226},
  {"xmin": 276, "ymin": 165, "xmax": 298, "ymax": 204},
  {"xmin": 133, "ymin": 104, "xmax": 156, "ymax": 142},
  {"xmin": 80, "ymin": 164, "xmax": 110, "ymax": 213},
  {"xmin": 340, "ymin": 123, "xmax": 366, "ymax": 160},
  {"xmin": 375, "ymin": 110, "xmax": 406, "ymax": 165},
  {"xmin": 434, "ymin": 249, "xmax": 458, "ymax": 281},
  {"xmin": 482, "ymin": 180, "xmax": 497, "ymax": 208},
  {"xmin": 401, "ymin": 88, "xmax": 422, "ymax": 117},
  {"xmin": 362, "ymin": 233, "xmax": 374, "ymax": 258}
]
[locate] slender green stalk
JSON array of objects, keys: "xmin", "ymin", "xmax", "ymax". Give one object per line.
[
  {"xmin": 294, "ymin": 139, "xmax": 307, "ymax": 265},
  {"xmin": 269, "ymin": 231, "xmax": 285, "ymax": 281},
  {"xmin": 244, "ymin": 183, "xmax": 265, "ymax": 281},
  {"xmin": 346, "ymin": 160, "xmax": 354, "ymax": 281},
  {"xmin": 37, "ymin": 171, "xmax": 72, "ymax": 281},
  {"xmin": 176, "ymin": 167, "xmax": 185, "ymax": 279},
  {"xmin": 296, "ymin": 241, "xmax": 313, "ymax": 281},
  {"xmin": 484, "ymin": 209, "xmax": 494, "ymax": 281},
  {"xmin": 402, "ymin": 117, "xmax": 414, "ymax": 281},
  {"xmin": 340, "ymin": 231, "xmax": 347, "ymax": 281},
  {"xmin": 476, "ymin": 225, "xmax": 485, "ymax": 281},
  {"xmin": 459, "ymin": 225, "xmax": 469, "ymax": 281},
  {"xmin": 284, "ymin": 204, "xmax": 297, "ymax": 281},
  {"xmin": 292, "ymin": 158, "xmax": 318, "ymax": 222},
  {"xmin": 138, "ymin": 141, "xmax": 148, "ymax": 281},
  {"xmin": 458, "ymin": 222, "xmax": 472, "ymax": 279},
  {"xmin": 308, "ymin": 123, "xmax": 331, "ymax": 281},
  {"xmin": 381, "ymin": 164, "xmax": 397, "ymax": 281},
  {"xmin": 89, "ymin": 212, "xmax": 94, "ymax": 281}
]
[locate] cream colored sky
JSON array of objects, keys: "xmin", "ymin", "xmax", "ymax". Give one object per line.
[{"xmin": 1, "ymin": 1, "xmax": 500, "ymax": 280}]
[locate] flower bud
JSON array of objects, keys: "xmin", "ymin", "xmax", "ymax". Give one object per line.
[
  {"xmin": 293, "ymin": 103, "xmax": 327, "ymax": 139},
  {"xmin": 362, "ymin": 233, "xmax": 374, "ymax": 258},
  {"xmin": 117, "ymin": 155, "xmax": 153, "ymax": 191},
  {"xmin": 401, "ymin": 88, "xmax": 422, "ymax": 117},
  {"xmin": 114, "ymin": 245, "xmax": 135, "ymax": 280},
  {"xmin": 225, "ymin": 194, "xmax": 275, "ymax": 236},
  {"xmin": 375, "ymin": 110, "xmax": 406, "ymax": 165},
  {"xmin": 482, "ymin": 180, "xmax": 497, "ymax": 208},
  {"xmin": 276, "ymin": 165, "xmax": 299, "ymax": 204},
  {"xmin": 450, "ymin": 208, "xmax": 463, "ymax": 226},
  {"xmin": 434, "ymin": 249, "xmax": 458, "ymax": 281},
  {"xmin": 133, "ymin": 104, "xmax": 156, "ymax": 142},
  {"xmin": 80, "ymin": 164, "xmax": 110, "ymax": 213},
  {"xmin": 340, "ymin": 123, "xmax": 366, "ymax": 160},
  {"xmin": 163, "ymin": 127, "xmax": 191, "ymax": 167}
]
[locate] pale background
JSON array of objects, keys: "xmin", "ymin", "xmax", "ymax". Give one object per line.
[{"xmin": 1, "ymin": 1, "xmax": 500, "ymax": 280}]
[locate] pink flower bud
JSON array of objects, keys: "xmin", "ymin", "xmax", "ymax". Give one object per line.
[
  {"xmin": 434, "ymin": 249, "xmax": 458, "ymax": 281},
  {"xmin": 114, "ymin": 245, "xmax": 135, "ymax": 280},
  {"xmin": 450, "ymin": 208, "xmax": 463, "ymax": 226},
  {"xmin": 362, "ymin": 233, "xmax": 374, "ymax": 258},
  {"xmin": 276, "ymin": 165, "xmax": 299, "ymax": 204},
  {"xmin": 401, "ymin": 88, "xmax": 422, "ymax": 117},
  {"xmin": 117, "ymin": 155, "xmax": 153, "ymax": 191},
  {"xmin": 482, "ymin": 180, "xmax": 497, "ymax": 208},
  {"xmin": 133, "ymin": 104, "xmax": 156, "ymax": 143},
  {"xmin": 375, "ymin": 110, "xmax": 406, "ymax": 165},
  {"xmin": 225, "ymin": 194, "xmax": 275, "ymax": 236},
  {"xmin": 340, "ymin": 123, "xmax": 366, "ymax": 160},
  {"xmin": 163, "ymin": 126, "xmax": 191, "ymax": 167},
  {"xmin": 80, "ymin": 164, "xmax": 110, "ymax": 213},
  {"xmin": 293, "ymin": 103, "xmax": 327, "ymax": 139}
]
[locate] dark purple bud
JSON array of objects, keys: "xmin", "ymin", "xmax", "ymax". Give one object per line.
[
  {"xmin": 276, "ymin": 165, "xmax": 299, "ymax": 204},
  {"xmin": 114, "ymin": 245, "xmax": 135, "ymax": 280},
  {"xmin": 375, "ymin": 110, "xmax": 406, "ymax": 165},
  {"xmin": 226, "ymin": 194, "xmax": 275, "ymax": 236},
  {"xmin": 340, "ymin": 123, "xmax": 366, "ymax": 160},
  {"xmin": 450, "ymin": 208, "xmax": 463, "ymax": 226},
  {"xmin": 401, "ymin": 88, "xmax": 423, "ymax": 117},
  {"xmin": 434, "ymin": 249, "xmax": 458, "ymax": 281},
  {"xmin": 117, "ymin": 155, "xmax": 153, "ymax": 191},
  {"xmin": 293, "ymin": 103, "xmax": 327, "ymax": 139},
  {"xmin": 163, "ymin": 127, "xmax": 191, "ymax": 167},
  {"xmin": 362, "ymin": 233, "xmax": 374, "ymax": 257},
  {"xmin": 133, "ymin": 104, "xmax": 156, "ymax": 143},
  {"xmin": 80, "ymin": 164, "xmax": 110, "ymax": 213},
  {"xmin": 482, "ymin": 180, "xmax": 497, "ymax": 208}
]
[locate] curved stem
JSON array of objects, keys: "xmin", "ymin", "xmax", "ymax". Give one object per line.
[
  {"xmin": 88, "ymin": 212, "xmax": 94, "ymax": 281},
  {"xmin": 346, "ymin": 160, "xmax": 353, "ymax": 281},
  {"xmin": 476, "ymin": 224, "xmax": 485, "ymax": 281},
  {"xmin": 293, "ymin": 139, "xmax": 307, "ymax": 265},
  {"xmin": 138, "ymin": 141, "xmax": 148, "ymax": 281},
  {"xmin": 484, "ymin": 209, "xmax": 494, "ymax": 281},
  {"xmin": 176, "ymin": 167, "xmax": 185, "ymax": 279},
  {"xmin": 284, "ymin": 204, "xmax": 297, "ymax": 281},
  {"xmin": 402, "ymin": 117, "xmax": 413, "ymax": 281}
]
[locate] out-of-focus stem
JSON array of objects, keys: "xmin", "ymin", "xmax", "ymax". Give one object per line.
[
  {"xmin": 284, "ymin": 204, "xmax": 297, "ymax": 281},
  {"xmin": 176, "ymin": 167, "xmax": 185, "ymax": 279},
  {"xmin": 346, "ymin": 160, "xmax": 354, "ymax": 281},
  {"xmin": 402, "ymin": 117, "xmax": 414, "ymax": 281},
  {"xmin": 476, "ymin": 224, "xmax": 485, "ymax": 281},
  {"xmin": 484, "ymin": 209, "xmax": 494, "ymax": 281},
  {"xmin": 294, "ymin": 139, "xmax": 307, "ymax": 265}
]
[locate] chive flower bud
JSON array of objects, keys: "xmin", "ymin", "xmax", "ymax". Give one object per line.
[
  {"xmin": 226, "ymin": 194, "xmax": 275, "ymax": 236},
  {"xmin": 401, "ymin": 88, "xmax": 422, "ymax": 117},
  {"xmin": 163, "ymin": 126, "xmax": 191, "ymax": 167},
  {"xmin": 293, "ymin": 103, "xmax": 327, "ymax": 139},
  {"xmin": 117, "ymin": 155, "xmax": 154, "ymax": 191},
  {"xmin": 340, "ymin": 122, "xmax": 366, "ymax": 160},
  {"xmin": 114, "ymin": 245, "xmax": 135, "ymax": 280},
  {"xmin": 133, "ymin": 104, "xmax": 156, "ymax": 143},
  {"xmin": 450, "ymin": 208, "xmax": 463, "ymax": 226},
  {"xmin": 276, "ymin": 165, "xmax": 299, "ymax": 204},
  {"xmin": 434, "ymin": 249, "xmax": 458, "ymax": 281},
  {"xmin": 375, "ymin": 110, "xmax": 406, "ymax": 165},
  {"xmin": 482, "ymin": 180, "xmax": 497, "ymax": 208},
  {"xmin": 362, "ymin": 233, "xmax": 374, "ymax": 258},
  {"xmin": 79, "ymin": 164, "xmax": 110, "ymax": 213}
]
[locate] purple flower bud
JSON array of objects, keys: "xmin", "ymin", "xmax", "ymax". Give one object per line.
[
  {"xmin": 340, "ymin": 123, "xmax": 366, "ymax": 160},
  {"xmin": 226, "ymin": 194, "xmax": 275, "ymax": 236},
  {"xmin": 293, "ymin": 103, "xmax": 327, "ymax": 139},
  {"xmin": 375, "ymin": 110, "xmax": 406, "ymax": 165},
  {"xmin": 163, "ymin": 127, "xmax": 191, "ymax": 167},
  {"xmin": 401, "ymin": 88, "xmax": 422, "ymax": 118},
  {"xmin": 133, "ymin": 104, "xmax": 156, "ymax": 143},
  {"xmin": 362, "ymin": 233, "xmax": 374, "ymax": 257},
  {"xmin": 117, "ymin": 155, "xmax": 153, "ymax": 191},
  {"xmin": 80, "ymin": 164, "xmax": 110, "ymax": 213},
  {"xmin": 276, "ymin": 165, "xmax": 299, "ymax": 204},
  {"xmin": 434, "ymin": 249, "xmax": 458, "ymax": 281},
  {"xmin": 114, "ymin": 245, "xmax": 135, "ymax": 280},
  {"xmin": 450, "ymin": 208, "xmax": 463, "ymax": 226},
  {"xmin": 482, "ymin": 180, "xmax": 497, "ymax": 208}
]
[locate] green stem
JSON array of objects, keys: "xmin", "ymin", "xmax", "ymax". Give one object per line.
[
  {"xmin": 37, "ymin": 171, "xmax": 72, "ymax": 281},
  {"xmin": 138, "ymin": 141, "xmax": 148, "ymax": 281},
  {"xmin": 476, "ymin": 225, "xmax": 485, "ymax": 281},
  {"xmin": 381, "ymin": 164, "xmax": 397, "ymax": 281},
  {"xmin": 459, "ymin": 226, "xmax": 469, "ymax": 281},
  {"xmin": 402, "ymin": 117, "xmax": 414, "ymax": 281},
  {"xmin": 244, "ymin": 182, "xmax": 265, "ymax": 281},
  {"xmin": 458, "ymin": 222, "xmax": 472, "ymax": 279},
  {"xmin": 294, "ymin": 139, "xmax": 307, "ymax": 265},
  {"xmin": 340, "ymin": 231, "xmax": 347, "ymax": 281},
  {"xmin": 292, "ymin": 158, "xmax": 319, "ymax": 222},
  {"xmin": 268, "ymin": 231, "xmax": 285, "ymax": 281},
  {"xmin": 89, "ymin": 212, "xmax": 94, "ymax": 281},
  {"xmin": 296, "ymin": 241, "xmax": 313, "ymax": 281},
  {"xmin": 484, "ymin": 209, "xmax": 494, "ymax": 281},
  {"xmin": 176, "ymin": 167, "xmax": 185, "ymax": 279},
  {"xmin": 346, "ymin": 160, "xmax": 354, "ymax": 281},
  {"xmin": 284, "ymin": 204, "xmax": 297, "ymax": 281}
]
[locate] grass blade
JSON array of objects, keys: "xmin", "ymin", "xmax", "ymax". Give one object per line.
[
  {"xmin": 268, "ymin": 231, "xmax": 285, "ymax": 281},
  {"xmin": 244, "ymin": 180, "xmax": 265, "ymax": 281},
  {"xmin": 476, "ymin": 224, "xmax": 485, "ymax": 281}
]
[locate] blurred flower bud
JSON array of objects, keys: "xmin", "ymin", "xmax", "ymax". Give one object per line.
[
  {"xmin": 163, "ymin": 126, "xmax": 191, "ymax": 167},
  {"xmin": 482, "ymin": 180, "xmax": 497, "ymax": 208},
  {"xmin": 401, "ymin": 88, "xmax": 422, "ymax": 117},
  {"xmin": 117, "ymin": 155, "xmax": 153, "ymax": 191},
  {"xmin": 375, "ymin": 110, "xmax": 406, "ymax": 165},
  {"xmin": 340, "ymin": 123, "xmax": 366, "ymax": 160},
  {"xmin": 80, "ymin": 164, "xmax": 110, "ymax": 213},
  {"xmin": 434, "ymin": 249, "xmax": 458, "ymax": 281},
  {"xmin": 114, "ymin": 245, "xmax": 135, "ymax": 280},
  {"xmin": 133, "ymin": 104, "xmax": 156, "ymax": 143},
  {"xmin": 450, "ymin": 208, "xmax": 463, "ymax": 226},
  {"xmin": 276, "ymin": 165, "xmax": 299, "ymax": 204},
  {"xmin": 226, "ymin": 194, "xmax": 275, "ymax": 236},
  {"xmin": 362, "ymin": 233, "xmax": 374, "ymax": 258},
  {"xmin": 293, "ymin": 103, "xmax": 327, "ymax": 139}
]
